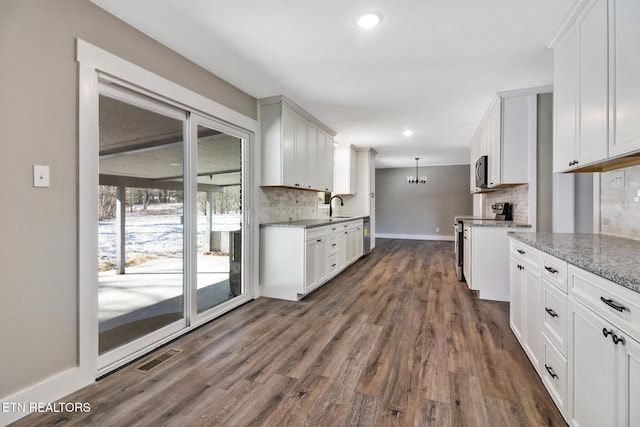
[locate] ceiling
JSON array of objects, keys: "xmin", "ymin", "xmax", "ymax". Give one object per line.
[{"xmin": 90, "ymin": 0, "xmax": 576, "ymax": 169}]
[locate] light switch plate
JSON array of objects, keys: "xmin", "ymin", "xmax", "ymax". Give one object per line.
[{"xmin": 33, "ymin": 165, "xmax": 50, "ymax": 187}]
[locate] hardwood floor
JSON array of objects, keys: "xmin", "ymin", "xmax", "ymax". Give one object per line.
[{"xmin": 13, "ymin": 239, "xmax": 566, "ymax": 426}]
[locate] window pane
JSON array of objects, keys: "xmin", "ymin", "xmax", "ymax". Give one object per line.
[
  {"xmin": 195, "ymin": 125, "xmax": 243, "ymax": 313},
  {"xmin": 98, "ymin": 94, "xmax": 184, "ymax": 355}
]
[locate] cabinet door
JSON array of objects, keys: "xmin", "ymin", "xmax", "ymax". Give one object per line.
[
  {"xmin": 569, "ymin": 299, "xmax": 617, "ymax": 427},
  {"xmin": 510, "ymin": 256, "xmax": 524, "ymax": 343},
  {"xmin": 554, "ymin": 25, "xmax": 579, "ymax": 173},
  {"xmin": 470, "ymin": 134, "xmax": 478, "ymax": 193},
  {"xmin": 621, "ymin": 334, "xmax": 640, "ymax": 427},
  {"xmin": 294, "ymin": 114, "xmax": 308, "ymax": 188},
  {"xmin": 609, "ymin": 0, "xmax": 640, "ymax": 157},
  {"xmin": 577, "ymin": 0, "xmax": 609, "ymax": 166},
  {"xmin": 318, "ymin": 130, "xmax": 333, "ymax": 192},
  {"xmin": 523, "ymin": 267, "xmax": 542, "ymax": 372},
  {"xmin": 304, "ymin": 240, "xmax": 317, "ymax": 293},
  {"xmin": 355, "ymin": 226, "xmax": 363, "ymax": 258},
  {"xmin": 281, "ymin": 106, "xmax": 297, "ymax": 187},
  {"xmin": 307, "ymin": 122, "xmax": 319, "ymax": 190},
  {"xmin": 463, "ymin": 230, "xmax": 472, "ymax": 288},
  {"xmin": 337, "ymin": 231, "xmax": 347, "ymax": 270},
  {"xmin": 487, "ymin": 99, "xmax": 502, "ymax": 187},
  {"xmin": 315, "ymin": 237, "xmax": 328, "ymax": 286}
]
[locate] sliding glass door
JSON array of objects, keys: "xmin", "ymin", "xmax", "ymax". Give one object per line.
[
  {"xmin": 192, "ymin": 118, "xmax": 245, "ymax": 318},
  {"xmin": 96, "ymin": 84, "xmax": 248, "ymax": 370},
  {"xmin": 97, "ymin": 87, "xmax": 188, "ymax": 363}
]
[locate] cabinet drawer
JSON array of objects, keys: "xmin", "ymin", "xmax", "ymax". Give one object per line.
[
  {"xmin": 541, "ymin": 253, "xmax": 567, "ymax": 292},
  {"xmin": 569, "ymin": 265, "xmax": 640, "ymax": 340},
  {"xmin": 327, "ymin": 234, "xmax": 338, "ymax": 255},
  {"xmin": 306, "ymin": 225, "xmax": 330, "ymax": 241},
  {"xmin": 510, "ymin": 239, "xmax": 540, "ymax": 271},
  {"xmin": 542, "ymin": 279, "xmax": 568, "ymax": 356},
  {"xmin": 328, "ymin": 253, "xmax": 339, "ymax": 276},
  {"xmin": 541, "ymin": 333, "xmax": 568, "ymax": 418}
]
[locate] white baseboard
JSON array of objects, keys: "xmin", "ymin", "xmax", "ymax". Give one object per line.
[{"xmin": 376, "ymin": 233, "xmax": 455, "ymax": 241}]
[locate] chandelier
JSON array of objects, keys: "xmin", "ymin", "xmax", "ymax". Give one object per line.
[{"xmin": 407, "ymin": 157, "xmax": 427, "ymax": 184}]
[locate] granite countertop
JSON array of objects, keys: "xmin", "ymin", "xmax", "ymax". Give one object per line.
[
  {"xmin": 509, "ymin": 232, "xmax": 640, "ymax": 294},
  {"xmin": 463, "ymin": 219, "xmax": 531, "ymax": 228},
  {"xmin": 261, "ymin": 215, "xmax": 368, "ymax": 229}
]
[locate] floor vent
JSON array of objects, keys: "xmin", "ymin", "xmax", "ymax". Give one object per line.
[{"xmin": 136, "ymin": 349, "xmax": 181, "ymax": 373}]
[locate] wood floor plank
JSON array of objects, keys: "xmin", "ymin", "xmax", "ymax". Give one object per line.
[{"xmin": 13, "ymin": 239, "xmax": 567, "ymax": 427}]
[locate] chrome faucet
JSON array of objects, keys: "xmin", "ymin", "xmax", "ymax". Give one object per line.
[{"xmin": 329, "ymin": 195, "xmax": 344, "ymax": 217}]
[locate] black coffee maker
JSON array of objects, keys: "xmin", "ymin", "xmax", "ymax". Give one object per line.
[{"xmin": 492, "ymin": 202, "xmax": 512, "ymax": 221}]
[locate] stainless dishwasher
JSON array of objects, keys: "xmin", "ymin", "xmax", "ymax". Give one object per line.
[{"xmin": 362, "ymin": 216, "xmax": 371, "ymax": 255}]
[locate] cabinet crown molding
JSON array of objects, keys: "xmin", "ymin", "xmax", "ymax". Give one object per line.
[
  {"xmin": 548, "ymin": 0, "xmax": 590, "ymax": 48},
  {"xmin": 258, "ymin": 95, "xmax": 336, "ymax": 136}
]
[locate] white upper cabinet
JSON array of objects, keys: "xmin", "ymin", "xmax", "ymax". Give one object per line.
[
  {"xmin": 334, "ymin": 144, "xmax": 358, "ymax": 195},
  {"xmin": 470, "ymin": 87, "xmax": 547, "ymax": 191},
  {"xmin": 553, "ymin": 26, "xmax": 579, "ymax": 173},
  {"xmin": 577, "ymin": 0, "xmax": 609, "ymax": 166},
  {"xmin": 314, "ymin": 129, "xmax": 334, "ymax": 192},
  {"xmin": 552, "ymin": 0, "xmax": 640, "ymax": 173},
  {"xmin": 259, "ymin": 96, "xmax": 335, "ymax": 191},
  {"xmin": 609, "ymin": 0, "xmax": 640, "ymax": 157}
]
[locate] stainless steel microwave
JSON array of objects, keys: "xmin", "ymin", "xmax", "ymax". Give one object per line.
[{"xmin": 475, "ymin": 155, "xmax": 488, "ymax": 189}]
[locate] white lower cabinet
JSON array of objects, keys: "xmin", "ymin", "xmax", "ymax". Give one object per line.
[
  {"xmin": 509, "ymin": 240, "xmax": 542, "ymax": 373},
  {"xmin": 260, "ymin": 219, "xmax": 364, "ymax": 301},
  {"xmin": 569, "ymin": 298, "xmax": 618, "ymax": 427},
  {"xmin": 509, "ymin": 239, "xmax": 568, "ymax": 420},
  {"xmin": 304, "ymin": 235, "xmax": 328, "ymax": 293},
  {"xmin": 511, "ymin": 238, "xmax": 640, "ymax": 426},
  {"xmin": 568, "ymin": 264, "xmax": 640, "ymax": 427}
]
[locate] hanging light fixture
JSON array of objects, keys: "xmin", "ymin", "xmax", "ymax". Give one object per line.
[{"xmin": 407, "ymin": 157, "xmax": 427, "ymax": 184}]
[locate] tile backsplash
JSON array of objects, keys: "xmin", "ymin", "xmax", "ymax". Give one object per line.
[
  {"xmin": 600, "ymin": 165, "xmax": 640, "ymax": 240},
  {"xmin": 483, "ymin": 184, "xmax": 529, "ymax": 223},
  {"xmin": 258, "ymin": 187, "xmax": 320, "ymax": 224}
]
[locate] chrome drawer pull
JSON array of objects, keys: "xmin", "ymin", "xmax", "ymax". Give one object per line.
[
  {"xmin": 544, "ymin": 266, "xmax": 559, "ymax": 274},
  {"xmin": 600, "ymin": 297, "xmax": 627, "ymax": 312},
  {"xmin": 545, "ymin": 307, "xmax": 559, "ymax": 318}
]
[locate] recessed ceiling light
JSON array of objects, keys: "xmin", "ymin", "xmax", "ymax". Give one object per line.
[
  {"xmin": 357, "ymin": 13, "xmax": 381, "ymax": 29},
  {"xmin": 403, "ymin": 130, "xmax": 414, "ymax": 137}
]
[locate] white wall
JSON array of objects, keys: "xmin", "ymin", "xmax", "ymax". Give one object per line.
[
  {"xmin": 0, "ymin": 0, "xmax": 256, "ymax": 404},
  {"xmin": 375, "ymin": 165, "xmax": 472, "ymax": 239}
]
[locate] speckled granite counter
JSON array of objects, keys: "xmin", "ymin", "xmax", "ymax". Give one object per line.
[
  {"xmin": 463, "ymin": 219, "xmax": 531, "ymax": 228},
  {"xmin": 260, "ymin": 215, "xmax": 368, "ymax": 229},
  {"xmin": 509, "ymin": 232, "xmax": 640, "ymax": 294}
]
